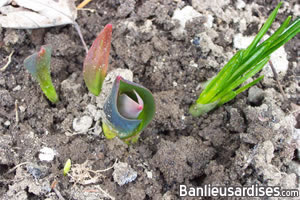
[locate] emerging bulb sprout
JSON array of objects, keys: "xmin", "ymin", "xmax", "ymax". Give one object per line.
[
  {"xmin": 83, "ymin": 24, "xmax": 112, "ymax": 96},
  {"xmin": 102, "ymin": 76, "xmax": 155, "ymax": 144},
  {"xmin": 24, "ymin": 45, "xmax": 59, "ymax": 103}
]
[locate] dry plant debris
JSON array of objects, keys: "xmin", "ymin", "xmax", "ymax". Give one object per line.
[
  {"xmin": 68, "ymin": 160, "xmax": 116, "ymax": 185},
  {"xmin": 0, "ymin": 50, "xmax": 14, "ymax": 72},
  {"xmin": 0, "ymin": 0, "xmax": 77, "ymax": 28}
]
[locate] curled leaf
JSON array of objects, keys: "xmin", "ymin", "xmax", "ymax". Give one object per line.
[
  {"xmin": 24, "ymin": 45, "xmax": 58, "ymax": 103},
  {"xmin": 117, "ymin": 90, "xmax": 144, "ymax": 119},
  {"xmin": 83, "ymin": 24, "xmax": 112, "ymax": 96},
  {"xmin": 102, "ymin": 76, "xmax": 155, "ymax": 144}
]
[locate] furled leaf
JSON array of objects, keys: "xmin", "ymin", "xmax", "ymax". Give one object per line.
[
  {"xmin": 83, "ymin": 24, "xmax": 112, "ymax": 96},
  {"xmin": 24, "ymin": 45, "xmax": 58, "ymax": 103},
  {"xmin": 0, "ymin": 0, "xmax": 76, "ymax": 28},
  {"xmin": 102, "ymin": 76, "xmax": 155, "ymax": 144},
  {"xmin": 117, "ymin": 90, "xmax": 144, "ymax": 119}
]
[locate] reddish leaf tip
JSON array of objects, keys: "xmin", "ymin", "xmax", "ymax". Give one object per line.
[
  {"xmin": 39, "ymin": 47, "xmax": 46, "ymax": 56},
  {"xmin": 138, "ymin": 105, "xmax": 143, "ymax": 111},
  {"xmin": 116, "ymin": 76, "xmax": 122, "ymax": 81},
  {"xmin": 105, "ymin": 24, "xmax": 113, "ymax": 29}
]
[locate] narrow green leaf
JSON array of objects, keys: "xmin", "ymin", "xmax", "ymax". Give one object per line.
[
  {"xmin": 235, "ymin": 75, "xmax": 264, "ymax": 95},
  {"xmin": 260, "ymin": 16, "xmax": 291, "ymax": 47},
  {"xmin": 243, "ymin": 2, "xmax": 282, "ymax": 59},
  {"xmin": 212, "ymin": 56, "xmax": 269, "ymax": 102},
  {"xmin": 190, "ymin": 2, "xmax": 299, "ymax": 117},
  {"xmin": 197, "ymin": 50, "xmax": 243, "ymax": 104}
]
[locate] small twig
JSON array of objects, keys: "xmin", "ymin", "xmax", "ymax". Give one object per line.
[
  {"xmin": 91, "ymin": 159, "xmax": 117, "ymax": 173},
  {"xmin": 51, "ymin": 180, "xmax": 58, "ymax": 190},
  {"xmin": 15, "ymin": 100, "xmax": 19, "ymax": 125},
  {"xmin": 77, "ymin": 0, "xmax": 93, "ymax": 9},
  {"xmin": 53, "ymin": 188, "xmax": 66, "ymax": 200},
  {"xmin": 268, "ymin": 60, "xmax": 288, "ymax": 102},
  {"xmin": 6, "ymin": 162, "xmax": 30, "ymax": 174},
  {"xmin": 94, "ymin": 185, "xmax": 115, "ymax": 200},
  {"xmin": 73, "ymin": 22, "xmax": 88, "ymax": 53},
  {"xmin": 0, "ymin": 50, "xmax": 14, "ymax": 72}
]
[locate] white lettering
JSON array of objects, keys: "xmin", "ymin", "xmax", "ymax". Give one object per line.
[{"xmin": 180, "ymin": 185, "xmax": 187, "ymax": 196}]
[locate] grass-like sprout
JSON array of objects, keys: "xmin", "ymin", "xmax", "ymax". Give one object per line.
[{"xmin": 189, "ymin": 2, "xmax": 300, "ymax": 117}]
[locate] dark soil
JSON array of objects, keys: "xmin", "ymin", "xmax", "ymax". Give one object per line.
[{"xmin": 0, "ymin": 0, "xmax": 299, "ymax": 200}]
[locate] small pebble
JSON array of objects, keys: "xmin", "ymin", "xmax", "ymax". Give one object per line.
[
  {"xmin": 4, "ymin": 120, "xmax": 10, "ymax": 127},
  {"xmin": 72, "ymin": 115, "xmax": 93, "ymax": 133},
  {"xmin": 19, "ymin": 105, "xmax": 26, "ymax": 112},
  {"xmin": 192, "ymin": 36, "xmax": 200, "ymax": 46},
  {"xmin": 39, "ymin": 147, "xmax": 56, "ymax": 162},
  {"xmin": 27, "ymin": 165, "xmax": 46, "ymax": 179},
  {"xmin": 247, "ymin": 86, "xmax": 264, "ymax": 106},
  {"xmin": 0, "ymin": 77, "xmax": 5, "ymax": 86},
  {"xmin": 113, "ymin": 162, "xmax": 137, "ymax": 186},
  {"xmin": 13, "ymin": 85, "xmax": 21, "ymax": 91}
]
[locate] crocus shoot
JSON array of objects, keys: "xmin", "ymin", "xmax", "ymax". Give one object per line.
[
  {"xmin": 24, "ymin": 45, "xmax": 59, "ymax": 103},
  {"xmin": 102, "ymin": 76, "xmax": 155, "ymax": 145},
  {"xmin": 189, "ymin": 2, "xmax": 300, "ymax": 117},
  {"xmin": 83, "ymin": 24, "xmax": 112, "ymax": 96}
]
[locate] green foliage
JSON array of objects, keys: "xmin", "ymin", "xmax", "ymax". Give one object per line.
[
  {"xmin": 24, "ymin": 45, "xmax": 59, "ymax": 103},
  {"xmin": 190, "ymin": 2, "xmax": 300, "ymax": 117}
]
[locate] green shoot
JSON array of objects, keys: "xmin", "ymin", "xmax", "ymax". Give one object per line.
[
  {"xmin": 63, "ymin": 159, "xmax": 71, "ymax": 176},
  {"xmin": 24, "ymin": 45, "xmax": 59, "ymax": 103},
  {"xmin": 83, "ymin": 24, "xmax": 112, "ymax": 96},
  {"xmin": 190, "ymin": 2, "xmax": 300, "ymax": 117}
]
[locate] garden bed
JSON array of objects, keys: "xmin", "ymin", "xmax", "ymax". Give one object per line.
[{"xmin": 0, "ymin": 0, "xmax": 299, "ymax": 199}]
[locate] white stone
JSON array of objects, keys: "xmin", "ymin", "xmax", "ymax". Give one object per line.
[
  {"xmin": 86, "ymin": 104, "xmax": 102, "ymax": 121},
  {"xmin": 12, "ymin": 85, "xmax": 21, "ymax": 91},
  {"xmin": 172, "ymin": 6, "xmax": 201, "ymax": 34},
  {"xmin": 236, "ymin": 0, "xmax": 246, "ymax": 9},
  {"xmin": 113, "ymin": 162, "xmax": 137, "ymax": 186},
  {"xmin": 72, "ymin": 116, "xmax": 93, "ymax": 133},
  {"xmin": 39, "ymin": 147, "xmax": 56, "ymax": 162},
  {"xmin": 204, "ymin": 14, "xmax": 214, "ymax": 28},
  {"xmin": 19, "ymin": 105, "xmax": 26, "ymax": 112},
  {"xmin": 189, "ymin": 60, "xmax": 198, "ymax": 68},
  {"xmin": 145, "ymin": 170, "xmax": 153, "ymax": 179},
  {"xmin": 233, "ymin": 33, "xmax": 254, "ymax": 49},
  {"xmin": 263, "ymin": 46, "xmax": 289, "ymax": 76},
  {"xmin": 4, "ymin": 120, "xmax": 10, "ymax": 127}
]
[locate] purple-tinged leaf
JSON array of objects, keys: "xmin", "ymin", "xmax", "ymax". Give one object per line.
[{"xmin": 83, "ymin": 24, "xmax": 112, "ymax": 96}]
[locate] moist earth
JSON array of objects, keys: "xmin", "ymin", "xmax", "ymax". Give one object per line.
[{"xmin": 0, "ymin": 0, "xmax": 299, "ymax": 200}]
